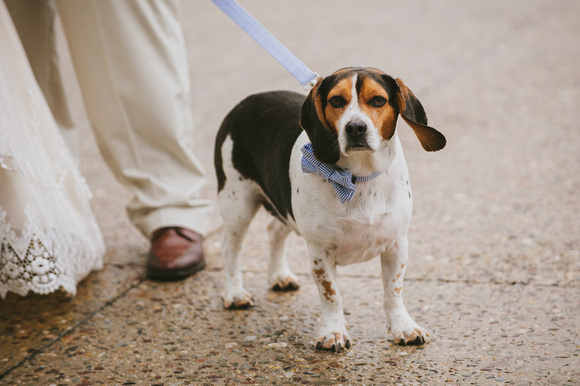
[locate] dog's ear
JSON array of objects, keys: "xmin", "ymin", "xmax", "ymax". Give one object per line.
[
  {"xmin": 394, "ymin": 78, "xmax": 446, "ymax": 152},
  {"xmin": 300, "ymin": 78, "xmax": 341, "ymax": 164}
]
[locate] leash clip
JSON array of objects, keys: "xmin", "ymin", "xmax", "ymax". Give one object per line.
[{"xmin": 303, "ymin": 73, "xmax": 321, "ymax": 91}]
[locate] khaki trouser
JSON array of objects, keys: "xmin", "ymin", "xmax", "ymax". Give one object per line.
[{"xmin": 6, "ymin": 0, "xmax": 212, "ymax": 238}]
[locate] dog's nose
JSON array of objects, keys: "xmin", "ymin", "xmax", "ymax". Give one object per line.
[{"xmin": 345, "ymin": 120, "xmax": 367, "ymax": 138}]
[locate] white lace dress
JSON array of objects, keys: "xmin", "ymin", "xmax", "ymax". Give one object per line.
[{"xmin": 0, "ymin": 3, "xmax": 105, "ymax": 298}]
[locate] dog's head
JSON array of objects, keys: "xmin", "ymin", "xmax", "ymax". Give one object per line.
[{"xmin": 300, "ymin": 67, "xmax": 446, "ymax": 164}]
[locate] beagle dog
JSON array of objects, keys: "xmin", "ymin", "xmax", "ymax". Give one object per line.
[{"xmin": 214, "ymin": 67, "xmax": 445, "ymax": 352}]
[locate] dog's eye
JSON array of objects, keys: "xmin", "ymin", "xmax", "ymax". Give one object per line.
[
  {"xmin": 328, "ymin": 96, "xmax": 346, "ymax": 108},
  {"xmin": 370, "ymin": 96, "xmax": 388, "ymax": 107}
]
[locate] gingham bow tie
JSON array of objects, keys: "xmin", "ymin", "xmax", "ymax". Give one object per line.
[{"xmin": 301, "ymin": 143, "xmax": 382, "ymax": 203}]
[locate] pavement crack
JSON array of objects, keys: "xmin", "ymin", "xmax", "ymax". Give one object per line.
[
  {"xmin": 289, "ymin": 271, "xmax": 572, "ymax": 288},
  {"xmin": 409, "ymin": 277, "xmax": 575, "ymax": 288},
  {"xmin": 0, "ymin": 278, "xmax": 146, "ymax": 381}
]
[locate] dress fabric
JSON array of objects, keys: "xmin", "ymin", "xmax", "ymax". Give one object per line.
[{"xmin": 0, "ymin": 2, "xmax": 104, "ymax": 298}]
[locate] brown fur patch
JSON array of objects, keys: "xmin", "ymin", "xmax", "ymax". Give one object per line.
[
  {"xmin": 313, "ymin": 268, "xmax": 336, "ymax": 301},
  {"xmin": 313, "ymin": 87, "xmax": 328, "ymax": 130},
  {"xmin": 358, "ymin": 77, "xmax": 398, "ymax": 140},
  {"xmin": 321, "ymin": 280, "xmax": 336, "ymax": 300},
  {"xmin": 323, "ymin": 77, "xmax": 353, "ymax": 132}
]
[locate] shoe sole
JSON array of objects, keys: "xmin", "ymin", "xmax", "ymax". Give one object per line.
[{"xmin": 146, "ymin": 260, "xmax": 206, "ymax": 282}]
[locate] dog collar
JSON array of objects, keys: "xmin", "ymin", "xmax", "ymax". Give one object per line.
[{"xmin": 301, "ymin": 143, "xmax": 382, "ymax": 203}]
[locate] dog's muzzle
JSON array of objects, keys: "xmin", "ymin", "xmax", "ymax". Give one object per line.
[{"xmin": 345, "ymin": 119, "xmax": 370, "ymax": 151}]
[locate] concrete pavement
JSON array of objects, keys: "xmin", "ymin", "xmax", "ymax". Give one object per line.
[{"xmin": 1, "ymin": 0, "xmax": 579, "ymax": 384}]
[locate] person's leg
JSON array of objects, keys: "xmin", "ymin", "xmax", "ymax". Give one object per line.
[
  {"xmin": 56, "ymin": 0, "xmax": 211, "ymax": 279},
  {"xmin": 5, "ymin": 0, "xmax": 79, "ymax": 161}
]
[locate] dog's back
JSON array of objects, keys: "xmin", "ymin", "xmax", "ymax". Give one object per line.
[{"xmin": 214, "ymin": 90, "xmax": 304, "ymax": 223}]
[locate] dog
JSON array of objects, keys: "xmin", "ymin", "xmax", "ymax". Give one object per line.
[{"xmin": 214, "ymin": 67, "xmax": 446, "ymax": 352}]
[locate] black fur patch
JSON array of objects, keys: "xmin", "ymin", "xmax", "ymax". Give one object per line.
[{"xmin": 214, "ymin": 91, "xmax": 305, "ymax": 222}]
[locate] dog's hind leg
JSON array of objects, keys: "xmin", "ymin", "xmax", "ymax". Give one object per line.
[
  {"xmin": 218, "ymin": 176, "xmax": 261, "ymax": 309},
  {"xmin": 267, "ymin": 219, "xmax": 300, "ymax": 291}
]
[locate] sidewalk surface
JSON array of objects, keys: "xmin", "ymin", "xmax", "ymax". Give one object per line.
[{"xmin": 1, "ymin": 1, "xmax": 579, "ymax": 384}]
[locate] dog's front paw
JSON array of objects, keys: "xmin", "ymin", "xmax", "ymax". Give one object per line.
[
  {"xmin": 222, "ymin": 289, "xmax": 255, "ymax": 309},
  {"xmin": 386, "ymin": 307, "xmax": 430, "ymax": 345},
  {"xmin": 390, "ymin": 320, "xmax": 429, "ymax": 345},
  {"xmin": 270, "ymin": 274, "xmax": 300, "ymax": 292},
  {"xmin": 315, "ymin": 326, "xmax": 351, "ymax": 352}
]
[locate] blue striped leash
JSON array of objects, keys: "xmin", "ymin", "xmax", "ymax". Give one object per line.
[{"xmin": 211, "ymin": 0, "xmax": 320, "ymax": 90}]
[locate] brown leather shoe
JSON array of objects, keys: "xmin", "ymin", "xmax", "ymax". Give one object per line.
[{"xmin": 146, "ymin": 227, "xmax": 205, "ymax": 281}]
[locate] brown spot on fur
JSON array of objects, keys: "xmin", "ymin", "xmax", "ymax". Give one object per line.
[
  {"xmin": 394, "ymin": 287, "xmax": 402, "ymax": 295},
  {"xmin": 313, "ymin": 268, "xmax": 325, "ymax": 277},
  {"xmin": 321, "ymin": 280, "xmax": 336, "ymax": 300}
]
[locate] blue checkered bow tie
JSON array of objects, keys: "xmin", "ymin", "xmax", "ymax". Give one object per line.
[{"xmin": 300, "ymin": 143, "xmax": 382, "ymax": 203}]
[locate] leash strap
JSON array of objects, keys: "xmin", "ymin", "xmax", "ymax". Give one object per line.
[{"xmin": 211, "ymin": 0, "xmax": 320, "ymax": 90}]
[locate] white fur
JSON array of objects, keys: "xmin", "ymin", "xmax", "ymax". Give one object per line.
[
  {"xmin": 218, "ymin": 137, "xmax": 300, "ymax": 309},
  {"xmin": 218, "ymin": 78, "xmax": 429, "ymax": 350}
]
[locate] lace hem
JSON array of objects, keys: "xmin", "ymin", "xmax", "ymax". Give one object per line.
[{"xmin": 0, "ymin": 229, "xmax": 104, "ymax": 298}]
